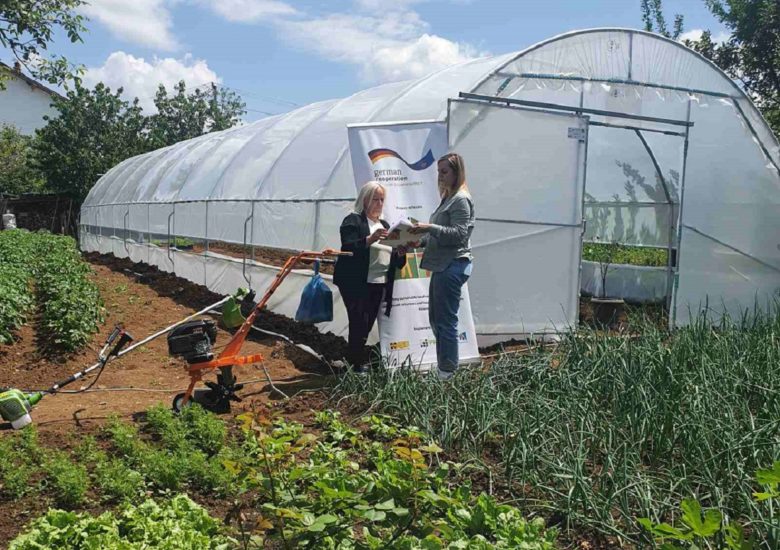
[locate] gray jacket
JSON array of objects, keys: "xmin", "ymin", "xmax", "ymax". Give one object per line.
[{"xmin": 420, "ymin": 190, "xmax": 475, "ymax": 273}]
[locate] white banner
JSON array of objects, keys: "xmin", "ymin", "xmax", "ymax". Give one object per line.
[{"xmin": 347, "ymin": 121, "xmax": 479, "ymax": 369}]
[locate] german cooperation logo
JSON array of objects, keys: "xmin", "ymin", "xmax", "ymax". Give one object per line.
[{"xmin": 368, "ymin": 148, "xmax": 434, "ymax": 171}]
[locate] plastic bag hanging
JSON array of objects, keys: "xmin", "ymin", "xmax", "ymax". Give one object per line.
[{"xmin": 295, "ymin": 260, "xmax": 333, "ymax": 324}]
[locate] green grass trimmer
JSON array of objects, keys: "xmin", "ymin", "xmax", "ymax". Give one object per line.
[
  {"xmin": 0, "ymin": 291, "xmax": 246, "ymax": 430},
  {"xmin": 0, "ymin": 324, "xmax": 134, "ymax": 429},
  {"xmin": 0, "ymin": 389, "xmax": 44, "ymax": 429}
]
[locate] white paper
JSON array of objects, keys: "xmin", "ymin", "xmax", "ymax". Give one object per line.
[{"xmin": 382, "ymin": 218, "xmax": 419, "ymax": 247}]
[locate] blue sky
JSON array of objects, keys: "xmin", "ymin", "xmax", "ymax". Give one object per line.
[{"xmin": 7, "ymin": 0, "xmax": 728, "ymax": 121}]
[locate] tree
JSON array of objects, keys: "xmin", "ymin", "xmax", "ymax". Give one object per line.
[
  {"xmin": 640, "ymin": 0, "xmax": 780, "ymax": 137},
  {"xmin": 641, "ymin": 0, "xmax": 684, "ymax": 40},
  {"xmin": 0, "ymin": 124, "xmax": 44, "ymax": 196},
  {"xmin": 697, "ymin": 1, "xmax": 780, "ymax": 136},
  {"xmin": 146, "ymin": 81, "xmax": 246, "ymax": 150},
  {"xmin": 0, "ymin": 0, "xmax": 86, "ymax": 87},
  {"xmin": 34, "ymin": 82, "xmax": 147, "ymax": 202}
]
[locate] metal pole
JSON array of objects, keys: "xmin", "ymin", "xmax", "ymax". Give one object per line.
[
  {"xmin": 670, "ymin": 100, "xmax": 692, "ymax": 328},
  {"xmin": 167, "ymin": 208, "xmax": 174, "ymax": 263},
  {"xmin": 576, "ymin": 117, "xmax": 590, "ymax": 323},
  {"xmin": 242, "ymin": 211, "xmax": 253, "ymax": 286},
  {"xmin": 147, "ymin": 203, "xmax": 151, "ymax": 264},
  {"xmin": 123, "ymin": 210, "xmax": 129, "ymax": 255},
  {"xmin": 250, "ymin": 201, "xmax": 256, "ymax": 267},
  {"xmin": 731, "ymin": 99, "xmax": 780, "ymax": 177},
  {"xmin": 313, "ymin": 201, "xmax": 321, "ymax": 250},
  {"xmin": 204, "ymin": 201, "xmax": 210, "ymax": 255},
  {"xmin": 458, "ymin": 92, "xmax": 694, "ymax": 128}
]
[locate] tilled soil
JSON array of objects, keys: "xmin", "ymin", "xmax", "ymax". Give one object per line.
[{"xmin": 0, "ymin": 253, "xmax": 345, "ymax": 436}]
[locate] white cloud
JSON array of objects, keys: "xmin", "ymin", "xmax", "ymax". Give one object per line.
[
  {"xmin": 80, "ymin": 0, "xmax": 179, "ymax": 51},
  {"xmin": 81, "ymin": 0, "xmax": 482, "ymax": 84},
  {"xmin": 275, "ymin": 7, "xmax": 481, "ymax": 83},
  {"xmin": 680, "ymin": 28, "xmax": 730, "ymax": 45},
  {"xmin": 83, "ymin": 51, "xmax": 221, "ymax": 112},
  {"xmin": 196, "ymin": 0, "xmax": 298, "ymax": 23}
]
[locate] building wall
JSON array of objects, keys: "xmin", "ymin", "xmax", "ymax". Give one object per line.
[{"xmin": 0, "ymin": 74, "xmax": 58, "ymax": 134}]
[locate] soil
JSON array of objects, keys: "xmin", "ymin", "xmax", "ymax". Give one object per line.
[
  {"xmin": 0, "ymin": 251, "xmax": 636, "ymax": 548},
  {"xmin": 185, "ymin": 241, "xmax": 336, "ymax": 275},
  {"xmin": 0, "ymin": 252, "xmax": 345, "ymax": 436}
]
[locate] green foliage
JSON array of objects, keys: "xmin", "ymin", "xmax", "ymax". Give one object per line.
[
  {"xmin": 0, "ymin": 432, "xmax": 40, "ymax": 499},
  {"xmin": 0, "ymin": 229, "xmax": 37, "ymax": 343},
  {"xmin": 152, "ymin": 236, "xmax": 196, "ymax": 248},
  {"xmin": 43, "ymin": 451, "xmax": 89, "ymax": 508},
  {"xmin": 34, "ymin": 232, "xmax": 104, "ymax": 350},
  {"xmin": 0, "ymin": 262, "xmax": 34, "ymax": 344},
  {"xmin": 641, "ymin": 0, "xmax": 780, "ymax": 137},
  {"xmin": 146, "ymin": 81, "xmax": 246, "ymax": 150},
  {"xmin": 94, "ymin": 458, "xmax": 146, "ymax": 504},
  {"xmin": 641, "ymin": 0, "xmax": 684, "ymax": 39},
  {"xmin": 695, "ymin": 1, "xmax": 780, "ymax": 137},
  {"xmin": 638, "ymin": 462, "xmax": 780, "ymax": 548},
  {"xmin": 7, "ymin": 405, "xmax": 553, "ymax": 548},
  {"xmin": 335, "ymin": 309, "xmax": 780, "ymax": 545},
  {"xmin": 8, "ymin": 494, "xmax": 236, "ymax": 549},
  {"xmin": 0, "ymin": 124, "xmax": 45, "ymax": 195},
  {"xmin": 145, "ymin": 403, "xmax": 227, "ymax": 456},
  {"xmin": 107, "ymin": 406, "xmax": 235, "ymax": 496},
  {"xmin": 0, "ymin": 229, "xmax": 103, "ymax": 350},
  {"xmin": 227, "ymin": 409, "xmax": 557, "ymax": 548},
  {"xmin": 0, "ymin": 0, "xmax": 86, "ymax": 87},
  {"xmin": 582, "ymin": 242, "xmax": 668, "ymax": 267},
  {"xmin": 179, "ymin": 403, "xmax": 228, "ymax": 456},
  {"xmin": 34, "ymin": 80, "xmax": 246, "ymax": 201},
  {"xmin": 34, "ymin": 82, "xmax": 148, "ymax": 202}
]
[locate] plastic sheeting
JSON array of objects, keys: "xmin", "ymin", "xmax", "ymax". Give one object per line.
[
  {"xmin": 83, "ymin": 28, "xmax": 780, "ymax": 332},
  {"xmin": 80, "ymin": 233, "xmax": 357, "ymax": 342},
  {"xmin": 584, "ymin": 204, "xmax": 677, "ymax": 247},
  {"xmin": 449, "ymin": 100, "xmax": 586, "ymax": 336},
  {"xmin": 581, "ymin": 261, "xmax": 667, "ymax": 303}
]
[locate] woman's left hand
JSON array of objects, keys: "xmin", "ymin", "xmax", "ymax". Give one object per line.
[{"xmin": 409, "ymin": 223, "xmax": 432, "ymax": 234}]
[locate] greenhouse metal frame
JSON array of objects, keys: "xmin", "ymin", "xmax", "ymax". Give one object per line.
[{"xmin": 81, "ymin": 28, "xmax": 780, "ymax": 344}]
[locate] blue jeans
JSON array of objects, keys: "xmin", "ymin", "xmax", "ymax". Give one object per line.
[{"xmin": 429, "ymin": 258, "xmax": 471, "ymax": 373}]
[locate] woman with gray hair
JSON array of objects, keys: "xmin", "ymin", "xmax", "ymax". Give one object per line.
[{"xmin": 333, "ymin": 181, "xmax": 408, "ymax": 371}]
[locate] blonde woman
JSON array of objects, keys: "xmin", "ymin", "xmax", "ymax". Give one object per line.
[
  {"xmin": 410, "ymin": 153, "xmax": 475, "ymax": 379},
  {"xmin": 333, "ymin": 181, "xmax": 408, "ymax": 371}
]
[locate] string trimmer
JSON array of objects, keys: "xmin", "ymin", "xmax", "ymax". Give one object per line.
[{"xmin": 0, "ymin": 290, "xmax": 247, "ymax": 429}]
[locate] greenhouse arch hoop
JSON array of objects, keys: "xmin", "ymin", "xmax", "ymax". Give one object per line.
[{"xmin": 81, "ymin": 28, "xmax": 780, "ymax": 342}]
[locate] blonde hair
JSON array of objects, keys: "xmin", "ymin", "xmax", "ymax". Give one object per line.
[
  {"xmin": 353, "ymin": 181, "xmax": 386, "ymax": 215},
  {"xmin": 438, "ymin": 153, "xmax": 469, "ymax": 198}
]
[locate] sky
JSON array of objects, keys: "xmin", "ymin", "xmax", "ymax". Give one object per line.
[{"xmin": 4, "ymin": 0, "xmax": 729, "ymax": 122}]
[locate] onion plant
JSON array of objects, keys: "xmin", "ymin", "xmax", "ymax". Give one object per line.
[{"xmin": 334, "ymin": 307, "xmax": 780, "ymax": 546}]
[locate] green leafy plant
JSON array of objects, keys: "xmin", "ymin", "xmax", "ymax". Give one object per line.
[
  {"xmin": 94, "ymin": 457, "xmax": 146, "ymax": 504},
  {"xmin": 43, "ymin": 452, "xmax": 89, "ymax": 508},
  {"xmin": 334, "ymin": 308, "xmax": 780, "ymax": 546},
  {"xmin": 226, "ymin": 409, "xmax": 557, "ymax": 549},
  {"xmin": 0, "ymin": 426, "xmax": 44, "ymax": 499},
  {"xmin": 636, "ymin": 459, "xmax": 780, "ymax": 550},
  {"xmin": 9, "ymin": 494, "xmax": 236, "ymax": 549},
  {"xmin": 0, "ymin": 230, "xmax": 103, "ymax": 351}
]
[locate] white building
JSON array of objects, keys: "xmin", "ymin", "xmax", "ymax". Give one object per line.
[{"xmin": 0, "ymin": 62, "xmax": 61, "ymax": 134}]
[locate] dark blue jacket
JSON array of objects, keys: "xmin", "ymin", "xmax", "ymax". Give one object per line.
[{"xmin": 333, "ymin": 212, "xmax": 406, "ymax": 316}]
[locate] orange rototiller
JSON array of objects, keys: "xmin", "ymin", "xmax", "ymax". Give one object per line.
[{"xmin": 169, "ymin": 249, "xmax": 349, "ymax": 413}]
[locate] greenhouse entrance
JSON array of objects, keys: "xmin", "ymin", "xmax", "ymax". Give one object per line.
[{"xmin": 447, "ymin": 93, "xmax": 692, "ymax": 338}]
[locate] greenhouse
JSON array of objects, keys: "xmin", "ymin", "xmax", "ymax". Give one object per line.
[{"xmin": 80, "ymin": 28, "xmax": 780, "ymax": 344}]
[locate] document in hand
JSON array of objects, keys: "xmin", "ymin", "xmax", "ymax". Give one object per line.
[{"xmin": 382, "ymin": 218, "xmax": 418, "ymax": 247}]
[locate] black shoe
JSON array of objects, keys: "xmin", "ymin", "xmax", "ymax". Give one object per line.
[{"xmin": 352, "ymin": 364, "xmax": 369, "ymax": 375}]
